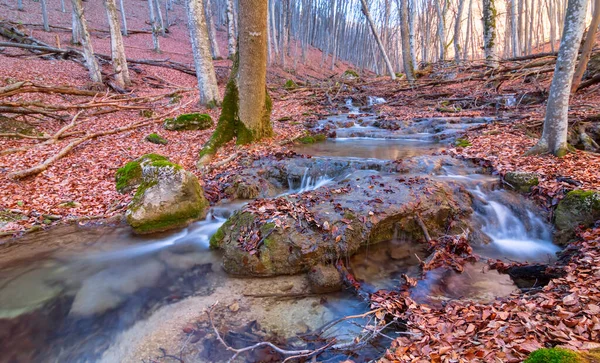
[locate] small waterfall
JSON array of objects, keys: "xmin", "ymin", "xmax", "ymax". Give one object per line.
[
  {"xmin": 289, "ymin": 168, "xmax": 334, "ymax": 194},
  {"xmin": 472, "ymin": 187, "xmax": 559, "ymax": 261},
  {"xmin": 345, "ymin": 98, "xmax": 360, "ymax": 114},
  {"xmin": 367, "ymin": 96, "xmax": 386, "ymax": 106}
]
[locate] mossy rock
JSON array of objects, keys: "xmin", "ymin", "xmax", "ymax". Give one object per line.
[
  {"xmin": 525, "ymin": 348, "xmax": 600, "ymax": 363},
  {"xmin": 115, "ymin": 154, "xmax": 169, "ymax": 194},
  {"xmin": 164, "ymin": 113, "xmax": 213, "ymax": 131},
  {"xmin": 145, "ymin": 133, "xmax": 168, "ymax": 145},
  {"xmin": 296, "ymin": 134, "xmax": 327, "ymax": 144},
  {"xmin": 555, "ymin": 190, "xmax": 600, "ymax": 244},
  {"xmin": 0, "ymin": 116, "xmax": 37, "ymax": 135},
  {"xmin": 504, "ymin": 171, "xmax": 539, "ymax": 193},
  {"xmin": 455, "ymin": 138, "xmax": 472, "ymax": 148},
  {"xmin": 342, "ymin": 69, "xmax": 359, "ymax": 79},
  {"xmin": 283, "ymin": 79, "xmax": 298, "ymax": 90},
  {"xmin": 126, "ymin": 160, "xmax": 208, "ymax": 234}
]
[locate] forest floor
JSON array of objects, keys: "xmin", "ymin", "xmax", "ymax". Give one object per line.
[{"xmin": 2, "ymin": 1, "xmax": 600, "ymax": 361}]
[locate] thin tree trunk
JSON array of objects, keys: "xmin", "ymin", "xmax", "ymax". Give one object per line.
[
  {"xmin": 60, "ymin": 0, "xmax": 66, "ymax": 13},
  {"xmin": 454, "ymin": 0, "xmax": 465, "ymax": 63},
  {"xmin": 148, "ymin": 0, "xmax": 161, "ymax": 52},
  {"xmin": 571, "ymin": 0, "xmax": 600, "ymax": 92},
  {"xmin": 360, "ymin": 0, "xmax": 396, "ymax": 80},
  {"xmin": 482, "ymin": 0, "xmax": 498, "ymax": 68},
  {"xmin": 185, "ymin": 0, "xmax": 219, "ymax": 106},
  {"xmin": 119, "ymin": 0, "xmax": 128, "ymax": 36},
  {"xmin": 398, "ymin": 0, "xmax": 415, "ymax": 81},
  {"xmin": 527, "ymin": 0, "xmax": 588, "ymax": 157},
  {"xmin": 71, "ymin": 9, "xmax": 81, "ymax": 44},
  {"xmin": 463, "ymin": 0, "xmax": 473, "ymax": 60},
  {"xmin": 408, "ymin": 0, "xmax": 417, "ymax": 68},
  {"xmin": 71, "ymin": 0, "xmax": 102, "ymax": 83},
  {"xmin": 226, "ymin": 0, "xmax": 236, "ymax": 58},
  {"xmin": 17, "ymin": 0, "xmax": 23, "ymax": 11},
  {"xmin": 41, "ymin": 0, "xmax": 50, "ymax": 32},
  {"xmin": 204, "ymin": 0, "xmax": 221, "ymax": 59},
  {"xmin": 435, "ymin": 0, "xmax": 445, "ymax": 61},
  {"xmin": 105, "ymin": 0, "xmax": 131, "ymax": 87},
  {"xmin": 510, "ymin": 0, "xmax": 519, "ymax": 57},
  {"xmin": 153, "ymin": 0, "xmax": 166, "ymax": 35}
]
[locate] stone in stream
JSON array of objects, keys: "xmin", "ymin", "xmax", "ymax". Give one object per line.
[
  {"xmin": 504, "ymin": 171, "xmax": 539, "ymax": 193},
  {"xmin": 211, "ymin": 170, "xmax": 473, "ymax": 276},
  {"xmin": 554, "ymin": 190, "xmax": 600, "ymax": 245},
  {"xmin": 121, "ymin": 155, "xmax": 209, "ymax": 234},
  {"xmin": 307, "ymin": 264, "xmax": 343, "ymax": 293}
]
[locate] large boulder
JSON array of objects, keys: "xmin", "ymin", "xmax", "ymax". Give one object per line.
[
  {"xmin": 164, "ymin": 113, "xmax": 213, "ymax": 131},
  {"xmin": 504, "ymin": 171, "xmax": 539, "ymax": 193},
  {"xmin": 554, "ymin": 190, "xmax": 600, "ymax": 244},
  {"xmin": 211, "ymin": 171, "xmax": 472, "ymax": 276},
  {"xmin": 124, "ymin": 157, "xmax": 208, "ymax": 234}
]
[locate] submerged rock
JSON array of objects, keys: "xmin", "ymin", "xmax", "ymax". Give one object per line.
[
  {"xmin": 125, "ymin": 157, "xmax": 208, "ymax": 234},
  {"xmin": 554, "ymin": 190, "xmax": 600, "ymax": 244},
  {"xmin": 307, "ymin": 264, "xmax": 343, "ymax": 293},
  {"xmin": 504, "ymin": 171, "xmax": 539, "ymax": 192},
  {"xmin": 212, "ymin": 171, "xmax": 472, "ymax": 276},
  {"xmin": 164, "ymin": 113, "xmax": 213, "ymax": 131}
]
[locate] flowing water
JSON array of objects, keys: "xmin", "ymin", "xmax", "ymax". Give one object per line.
[{"xmin": 0, "ymin": 103, "xmax": 560, "ymax": 362}]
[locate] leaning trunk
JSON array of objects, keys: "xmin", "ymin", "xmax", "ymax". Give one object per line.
[
  {"xmin": 186, "ymin": 0, "xmax": 220, "ymax": 106},
  {"xmin": 526, "ymin": 0, "xmax": 588, "ymax": 157},
  {"xmin": 71, "ymin": 0, "xmax": 102, "ymax": 83},
  {"xmin": 119, "ymin": 0, "xmax": 128, "ymax": 36},
  {"xmin": 360, "ymin": 0, "xmax": 396, "ymax": 80},
  {"xmin": 105, "ymin": 0, "xmax": 131, "ymax": 87},
  {"xmin": 571, "ymin": 0, "xmax": 600, "ymax": 92}
]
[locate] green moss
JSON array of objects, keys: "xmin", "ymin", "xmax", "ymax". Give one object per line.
[
  {"xmin": 149, "ymin": 160, "xmax": 182, "ymax": 170},
  {"xmin": 284, "ymin": 79, "xmax": 298, "ymax": 90},
  {"xmin": 210, "ymin": 224, "xmax": 227, "ymax": 248},
  {"xmin": 169, "ymin": 93, "xmax": 182, "ymax": 104},
  {"xmin": 145, "ymin": 133, "xmax": 168, "ymax": 145},
  {"xmin": 115, "ymin": 154, "xmax": 169, "ymax": 193},
  {"xmin": 277, "ymin": 116, "xmax": 292, "ymax": 122},
  {"xmin": 343, "ymin": 69, "xmax": 359, "ymax": 78},
  {"xmin": 455, "ymin": 138, "xmax": 472, "ymax": 147},
  {"xmin": 555, "ymin": 189, "xmax": 600, "ymax": 233},
  {"xmin": 296, "ymin": 133, "xmax": 327, "ymax": 144},
  {"xmin": 524, "ymin": 348, "xmax": 581, "ymax": 363},
  {"xmin": 164, "ymin": 113, "xmax": 214, "ymax": 131},
  {"xmin": 343, "ymin": 211, "xmax": 356, "ymax": 220},
  {"xmin": 132, "ymin": 201, "xmax": 204, "ymax": 234},
  {"xmin": 139, "ymin": 109, "xmax": 154, "ymax": 118}
]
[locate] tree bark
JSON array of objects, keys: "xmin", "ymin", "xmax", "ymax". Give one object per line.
[
  {"xmin": 18, "ymin": 0, "xmax": 23, "ymax": 11},
  {"xmin": 483, "ymin": 0, "xmax": 498, "ymax": 68},
  {"xmin": 454, "ymin": 0, "xmax": 465, "ymax": 63},
  {"xmin": 199, "ymin": 0, "xmax": 272, "ymax": 164},
  {"xmin": 148, "ymin": 0, "xmax": 161, "ymax": 52},
  {"xmin": 71, "ymin": 0, "xmax": 102, "ymax": 83},
  {"xmin": 71, "ymin": 9, "xmax": 81, "ymax": 45},
  {"xmin": 204, "ymin": 0, "xmax": 221, "ymax": 59},
  {"xmin": 397, "ymin": 0, "xmax": 415, "ymax": 81},
  {"xmin": 434, "ymin": 0, "xmax": 445, "ymax": 61},
  {"xmin": 571, "ymin": 0, "xmax": 600, "ymax": 92},
  {"xmin": 119, "ymin": 0, "xmax": 128, "ymax": 36},
  {"xmin": 360, "ymin": 0, "xmax": 396, "ymax": 80},
  {"xmin": 185, "ymin": 0, "xmax": 220, "ymax": 106},
  {"xmin": 526, "ymin": 0, "xmax": 588, "ymax": 157},
  {"xmin": 41, "ymin": 0, "xmax": 50, "ymax": 32},
  {"xmin": 105, "ymin": 0, "xmax": 131, "ymax": 87},
  {"xmin": 226, "ymin": 0, "xmax": 236, "ymax": 58}
]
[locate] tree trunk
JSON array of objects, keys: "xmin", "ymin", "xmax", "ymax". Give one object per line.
[
  {"xmin": 397, "ymin": 0, "xmax": 415, "ymax": 81},
  {"xmin": 185, "ymin": 0, "xmax": 220, "ymax": 106},
  {"xmin": 71, "ymin": 9, "xmax": 81, "ymax": 45},
  {"xmin": 119, "ymin": 0, "xmax": 128, "ymax": 36},
  {"xmin": 204, "ymin": 0, "xmax": 221, "ymax": 59},
  {"xmin": 454, "ymin": 0, "xmax": 465, "ymax": 63},
  {"xmin": 71, "ymin": 0, "xmax": 102, "ymax": 83},
  {"xmin": 105, "ymin": 0, "xmax": 131, "ymax": 87},
  {"xmin": 571, "ymin": 0, "xmax": 600, "ymax": 92},
  {"xmin": 434, "ymin": 0, "xmax": 445, "ymax": 61},
  {"xmin": 18, "ymin": 0, "xmax": 23, "ymax": 11},
  {"xmin": 482, "ymin": 0, "xmax": 498, "ymax": 68},
  {"xmin": 510, "ymin": 0, "xmax": 519, "ymax": 57},
  {"xmin": 226, "ymin": 0, "xmax": 236, "ymax": 58},
  {"xmin": 527, "ymin": 0, "xmax": 588, "ymax": 157},
  {"xmin": 60, "ymin": 0, "xmax": 66, "ymax": 13},
  {"xmin": 147, "ymin": 0, "xmax": 160, "ymax": 52},
  {"xmin": 408, "ymin": 0, "xmax": 417, "ymax": 68},
  {"xmin": 360, "ymin": 0, "xmax": 396, "ymax": 80},
  {"xmin": 198, "ymin": 0, "xmax": 272, "ymax": 164},
  {"xmin": 41, "ymin": 0, "xmax": 50, "ymax": 32},
  {"xmin": 153, "ymin": 0, "xmax": 166, "ymax": 35}
]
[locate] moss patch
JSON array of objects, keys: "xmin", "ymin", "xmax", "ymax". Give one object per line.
[
  {"xmin": 145, "ymin": 133, "xmax": 168, "ymax": 145},
  {"xmin": 296, "ymin": 133, "xmax": 327, "ymax": 144},
  {"xmin": 284, "ymin": 79, "xmax": 298, "ymax": 90},
  {"xmin": 525, "ymin": 348, "xmax": 582, "ymax": 363},
  {"xmin": 115, "ymin": 154, "xmax": 169, "ymax": 193},
  {"xmin": 164, "ymin": 113, "xmax": 213, "ymax": 131},
  {"xmin": 455, "ymin": 138, "xmax": 472, "ymax": 147},
  {"xmin": 343, "ymin": 69, "xmax": 359, "ymax": 78}
]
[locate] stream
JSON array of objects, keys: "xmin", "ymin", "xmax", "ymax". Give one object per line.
[{"xmin": 0, "ymin": 101, "xmax": 561, "ymax": 363}]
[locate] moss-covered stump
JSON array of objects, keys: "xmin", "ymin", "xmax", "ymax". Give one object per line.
[
  {"xmin": 164, "ymin": 113, "xmax": 213, "ymax": 131},
  {"xmin": 125, "ymin": 159, "xmax": 208, "ymax": 234},
  {"xmin": 504, "ymin": 171, "xmax": 539, "ymax": 193},
  {"xmin": 211, "ymin": 172, "xmax": 472, "ymax": 276},
  {"xmin": 115, "ymin": 154, "xmax": 169, "ymax": 193},
  {"xmin": 145, "ymin": 133, "xmax": 168, "ymax": 145},
  {"xmin": 525, "ymin": 347, "xmax": 600, "ymax": 363},
  {"xmin": 554, "ymin": 190, "xmax": 600, "ymax": 244}
]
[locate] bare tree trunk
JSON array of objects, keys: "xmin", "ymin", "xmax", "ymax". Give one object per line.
[
  {"xmin": 71, "ymin": 0, "xmax": 102, "ymax": 83},
  {"xmin": 105, "ymin": 0, "xmax": 131, "ymax": 87},
  {"xmin": 510, "ymin": 0, "xmax": 519, "ymax": 57},
  {"xmin": 153, "ymin": 0, "xmax": 166, "ymax": 35},
  {"xmin": 17, "ymin": 0, "xmax": 23, "ymax": 11},
  {"xmin": 463, "ymin": 0, "xmax": 473, "ymax": 60},
  {"xmin": 119, "ymin": 0, "xmax": 128, "ymax": 36},
  {"xmin": 226, "ymin": 0, "xmax": 236, "ymax": 58},
  {"xmin": 60, "ymin": 0, "xmax": 66, "ymax": 13},
  {"xmin": 360, "ymin": 0, "xmax": 396, "ymax": 80},
  {"xmin": 408, "ymin": 0, "xmax": 417, "ymax": 68},
  {"xmin": 434, "ymin": 0, "xmax": 445, "ymax": 61},
  {"xmin": 71, "ymin": 9, "xmax": 81, "ymax": 44},
  {"xmin": 527, "ymin": 0, "xmax": 588, "ymax": 157},
  {"xmin": 571, "ymin": 0, "xmax": 600, "ymax": 92},
  {"xmin": 454, "ymin": 0, "xmax": 465, "ymax": 63},
  {"xmin": 199, "ymin": 0, "xmax": 272, "ymax": 163},
  {"xmin": 185, "ymin": 0, "xmax": 219, "ymax": 106},
  {"xmin": 482, "ymin": 0, "xmax": 498, "ymax": 68},
  {"xmin": 398, "ymin": 0, "xmax": 415, "ymax": 81},
  {"xmin": 148, "ymin": 0, "xmax": 161, "ymax": 52},
  {"xmin": 205, "ymin": 0, "xmax": 221, "ymax": 59},
  {"xmin": 41, "ymin": 0, "xmax": 50, "ymax": 32}
]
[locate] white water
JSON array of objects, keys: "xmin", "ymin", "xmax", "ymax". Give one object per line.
[
  {"xmin": 289, "ymin": 168, "xmax": 334, "ymax": 194},
  {"xmin": 345, "ymin": 98, "xmax": 360, "ymax": 114},
  {"xmin": 368, "ymin": 96, "xmax": 386, "ymax": 106}
]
